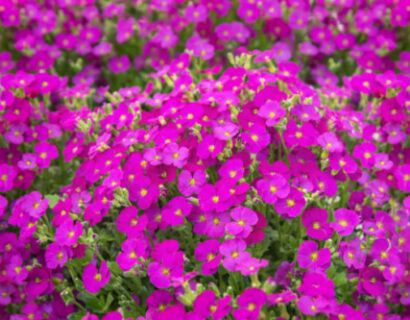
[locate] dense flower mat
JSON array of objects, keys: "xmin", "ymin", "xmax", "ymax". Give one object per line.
[{"xmin": 0, "ymin": 0, "xmax": 409, "ymax": 319}]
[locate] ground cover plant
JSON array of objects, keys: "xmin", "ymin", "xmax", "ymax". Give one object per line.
[{"xmin": 0, "ymin": 0, "xmax": 409, "ymax": 319}]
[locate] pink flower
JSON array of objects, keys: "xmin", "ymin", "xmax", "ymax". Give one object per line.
[
  {"xmin": 226, "ymin": 206, "xmax": 258, "ymax": 238},
  {"xmin": 45, "ymin": 243, "xmax": 70, "ymax": 269},
  {"xmin": 194, "ymin": 239, "xmax": 222, "ymax": 275},
  {"xmin": 83, "ymin": 261, "xmax": 111, "ymax": 294},
  {"xmin": 0, "ymin": 164, "xmax": 16, "ymax": 192},
  {"xmin": 108, "ymin": 55, "xmax": 130, "ymax": 73},
  {"xmin": 297, "ymin": 240, "xmax": 331, "ymax": 270},
  {"xmin": 162, "ymin": 196, "xmax": 192, "ymax": 227},
  {"xmin": 55, "ymin": 219, "xmax": 83, "ymax": 246},
  {"xmin": 117, "ymin": 206, "xmax": 148, "ymax": 238},
  {"xmin": 330, "ymin": 209, "xmax": 360, "ymax": 236},
  {"xmin": 33, "ymin": 142, "xmax": 59, "ymax": 169},
  {"xmin": 162, "ymin": 143, "xmax": 189, "ymax": 168},
  {"xmin": 302, "ymin": 207, "xmax": 333, "ymax": 240},
  {"xmin": 185, "ymin": 4, "xmax": 207, "ymax": 23},
  {"xmin": 178, "ymin": 170, "xmax": 206, "ymax": 196}
]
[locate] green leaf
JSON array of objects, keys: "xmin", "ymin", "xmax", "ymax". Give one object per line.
[
  {"xmin": 107, "ymin": 261, "xmax": 122, "ymax": 275},
  {"xmin": 45, "ymin": 194, "xmax": 60, "ymax": 208},
  {"xmin": 68, "ymin": 311, "xmax": 87, "ymax": 320},
  {"xmin": 77, "ymin": 292, "xmax": 104, "ymax": 312}
]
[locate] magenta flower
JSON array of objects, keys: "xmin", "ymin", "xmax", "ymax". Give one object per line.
[
  {"xmin": 330, "ymin": 208, "xmax": 360, "ymax": 236},
  {"xmin": 116, "ymin": 238, "xmax": 148, "ymax": 271},
  {"xmin": 360, "ymin": 267, "xmax": 386, "ymax": 296},
  {"xmin": 317, "ymin": 132, "xmax": 343, "ymax": 153},
  {"xmin": 0, "ymin": 164, "xmax": 17, "ymax": 192},
  {"xmin": 147, "ymin": 240, "xmax": 184, "ymax": 289},
  {"xmin": 55, "ymin": 219, "xmax": 83, "ymax": 246},
  {"xmin": 258, "ymin": 101, "xmax": 286, "ymax": 126},
  {"xmin": 220, "ymin": 239, "xmax": 250, "ymax": 272},
  {"xmin": 178, "ymin": 170, "xmax": 206, "ymax": 196},
  {"xmin": 274, "ymin": 261, "xmax": 295, "ymax": 288},
  {"xmin": 21, "ymin": 191, "xmax": 48, "ymax": 219},
  {"xmin": 194, "ymin": 239, "xmax": 221, "ymax": 276},
  {"xmin": 193, "ymin": 290, "xmax": 232, "ymax": 320},
  {"xmin": 226, "ymin": 206, "xmax": 258, "ymax": 238},
  {"xmin": 198, "ymin": 183, "xmax": 230, "ymax": 213},
  {"xmin": 197, "ymin": 134, "xmax": 224, "ymax": 159},
  {"xmin": 214, "ymin": 122, "xmax": 239, "ymax": 141},
  {"xmin": 274, "ymin": 187, "xmax": 306, "ymax": 218},
  {"xmin": 257, "ymin": 174, "xmax": 290, "ymax": 205},
  {"xmin": 162, "ymin": 196, "xmax": 192, "ymax": 227},
  {"xmin": 162, "ymin": 143, "xmax": 189, "ymax": 168},
  {"xmin": 353, "ymin": 142, "xmax": 377, "ymax": 169},
  {"xmin": 108, "ymin": 55, "xmax": 130, "ymax": 73},
  {"xmin": 268, "ymin": 290, "xmax": 297, "ymax": 306},
  {"xmin": 233, "ymin": 288, "xmax": 267, "ymax": 320},
  {"xmin": 7, "ymin": 255, "xmax": 28, "ymax": 284},
  {"xmin": 299, "ymin": 273, "xmax": 335, "ymax": 298},
  {"xmin": 193, "ymin": 211, "xmax": 230, "ymax": 238},
  {"xmin": 33, "ymin": 142, "xmax": 58, "ymax": 169},
  {"xmin": 242, "ymin": 124, "xmax": 270, "ymax": 153},
  {"xmin": 302, "ymin": 207, "xmax": 333, "ymax": 240},
  {"xmin": 219, "ymin": 158, "xmax": 244, "ymax": 181},
  {"xmin": 129, "ymin": 176, "xmax": 160, "ymax": 210},
  {"xmin": 152, "ymin": 27, "xmax": 178, "ymax": 49},
  {"xmin": 297, "ymin": 295, "xmax": 329, "ymax": 316},
  {"xmin": 185, "ymin": 4, "xmax": 207, "ymax": 23},
  {"xmin": 83, "ymin": 261, "xmax": 111, "ymax": 294},
  {"xmin": 297, "ymin": 240, "xmax": 331, "ymax": 270},
  {"xmin": 45, "ymin": 243, "xmax": 70, "ymax": 269},
  {"xmin": 237, "ymin": 256, "xmax": 268, "ymax": 276},
  {"xmin": 117, "ymin": 206, "xmax": 148, "ymax": 238},
  {"xmin": 0, "ymin": 195, "xmax": 7, "ymax": 219}
]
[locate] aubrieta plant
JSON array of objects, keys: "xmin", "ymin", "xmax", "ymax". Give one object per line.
[{"xmin": 0, "ymin": 0, "xmax": 409, "ymax": 320}]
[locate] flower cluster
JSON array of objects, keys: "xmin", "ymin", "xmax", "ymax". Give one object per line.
[{"xmin": 0, "ymin": 0, "xmax": 409, "ymax": 320}]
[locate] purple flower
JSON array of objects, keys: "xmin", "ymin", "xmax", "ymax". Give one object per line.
[
  {"xmin": 162, "ymin": 143, "xmax": 189, "ymax": 168},
  {"xmin": 297, "ymin": 240, "xmax": 331, "ymax": 270},
  {"xmin": 45, "ymin": 243, "xmax": 70, "ymax": 269},
  {"xmin": 317, "ymin": 132, "xmax": 343, "ymax": 153},
  {"xmin": 116, "ymin": 238, "xmax": 148, "ymax": 271},
  {"xmin": 0, "ymin": 164, "xmax": 17, "ymax": 192},
  {"xmin": 360, "ymin": 267, "xmax": 386, "ymax": 296},
  {"xmin": 226, "ymin": 206, "xmax": 258, "ymax": 238},
  {"xmin": 185, "ymin": 4, "xmax": 207, "ymax": 23},
  {"xmin": 302, "ymin": 207, "xmax": 333, "ymax": 240},
  {"xmin": 219, "ymin": 158, "xmax": 244, "ymax": 181},
  {"xmin": 147, "ymin": 241, "xmax": 184, "ymax": 289},
  {"xmin": 33, "ymin": 142, "xmax": 58, "ymax": 169},
  {"xmin": 330, "ymin": 208, "xmax": 360, "ymax": 236},
  {"xmin": 55, "ymin": 219, "xmax": 83, "ymax": 246},
  {"xmin": 7, "ymin": 255, "xmax": 28, "ymax": 284},
  {"xmin": 4, "ymin": 123, "xmax": 27, "ymax": 144},
  {"xmin": 83, "ymin": 261, "xmax": 111, "ymax": 294},
  {"xmin": 108, "ymin": 55, "xmax": 130, "ymax": 73},
  {"xmin": 193, "ymin": 290, "xmax": 232, "ymax": 320},
  {"xmin": 258, "ymin": 101, "xmax": 286, "ymax": 126},
  {"xmin": 274, "ymin": 261, "xmax": 295, "ymax": 288},
  {"xmin": 233, "ymin": 288, "xmax": 267, "ymax": 320},
  {"xmin": 21, "ymin": 191, "xmax": 48, "ymax": 219},
  {"xmin": 17, "ymin": 153, "xmax": 37, "ymax": 170},
  {"xmin": 257, "ymin": 174, "xmax": 290, "ymax": 205},
  {"xmin": 162, "ymin": 196, "xmax": 192, "ymax": 227},
  {"xmin": 194, "ymin": 239, "xmax": 221, "ymax": 275},
  {"xmin": 178, "ymin": 170, "xmax": 206, "ymax": 196},
  {"xmin": 117, "ymin": 206, "xmax": 148, "ymax": 238},
  {"xmin": 274, "ymin": 187, "xmax": 306, "ymax": 218},
  {"xmin": 220, "ymin": 239, "xmax": 250, "ymax": 272}
]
